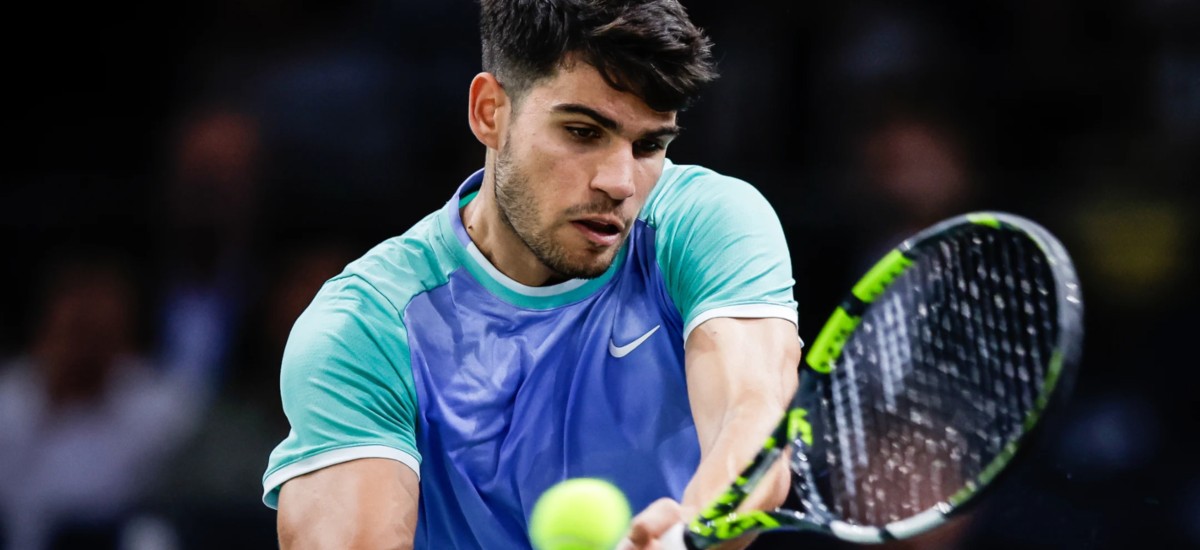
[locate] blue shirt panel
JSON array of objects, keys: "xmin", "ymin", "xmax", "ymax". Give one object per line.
[{"xmin": 405, "ymin": 220, "xmax": 699, "ymax": 549}]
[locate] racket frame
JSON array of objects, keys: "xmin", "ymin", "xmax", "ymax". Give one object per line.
[{"xmin": 680, "ymin": 212, "xmax": 1084, "ymax": 549}]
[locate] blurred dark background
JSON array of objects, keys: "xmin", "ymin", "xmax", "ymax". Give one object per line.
[{"xmin": 2, "ymin": 0, "xmax": 1197, "ymax": 548}]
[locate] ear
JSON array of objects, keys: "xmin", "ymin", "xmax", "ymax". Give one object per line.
[{"xmin": 468, "ymin": 72, "xmax": 509, "ymax": 150}]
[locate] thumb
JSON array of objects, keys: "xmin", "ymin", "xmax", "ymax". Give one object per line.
[{"xmin": 619, "ymin": 498, "xmax": 688, "ymax": 550}]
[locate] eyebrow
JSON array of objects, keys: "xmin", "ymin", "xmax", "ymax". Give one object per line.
[{"xmin": 552, "ymin": 103, "xmax": 682, "ymax": 140}]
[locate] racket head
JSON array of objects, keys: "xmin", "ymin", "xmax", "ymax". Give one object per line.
[
  {"xmin": 796, "ymin": 211, "xmax": 1083, "ymax": 542},
  {"xmin": 683, "ymin": 212, "xmax": 1083, "ymax": 548}
]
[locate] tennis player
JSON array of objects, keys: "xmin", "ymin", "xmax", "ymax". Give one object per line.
[{"xmin": 263, "ymin": 1, "xmax": 801, "ymax": 548}]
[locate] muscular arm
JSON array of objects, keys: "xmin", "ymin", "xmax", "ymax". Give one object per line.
[
  {"xmin": 680, "ymin": 317, "xmax": 800, "ymax": 514},
  {"xmin": 625, "ymin": 317, "xmax": 800, "ymax": 549},
  {"xmin": 277, "ymin": 458, "xmax": 420, "ymax": 550}
]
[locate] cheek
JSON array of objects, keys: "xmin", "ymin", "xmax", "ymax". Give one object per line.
[
  {"xmin": 508, "ymin": 140, "xmax": 578, "ymax": 220},
  {"xmin": 524, "ymin": 138, "xmax": 592, "ymax": 193},
  {"xmin": 630, "ymin": 161, "xmax": 664, "ymax": 203}
]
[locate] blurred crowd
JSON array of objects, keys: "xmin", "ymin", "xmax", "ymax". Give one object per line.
[{"xmin": 3, "ymin": 0, "xmax": 1197, "ymax": 548}]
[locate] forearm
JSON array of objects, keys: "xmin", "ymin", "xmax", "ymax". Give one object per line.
[
  {"xmin": 680, "ymin": 402, "xmax": 791, "ymax": 516},
  {"xmin": 621, "ymin": 318, "xmax": 799, "ymax": 550},
  {"xmin": 678, "ymin": 317, "xmax": 801, "ymax": 546},
  {"xmin": 675, "ymin": 401, "xmax": 791, "ymax": 550}
]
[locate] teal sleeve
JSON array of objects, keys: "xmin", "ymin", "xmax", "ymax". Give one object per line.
[
  {"xmin": 261, "ymin": 274, "xmax": 420, "ymax": 508},
  {"xmin": 645, "ymin": 164, "xmax": 798, "ymax": 339}
]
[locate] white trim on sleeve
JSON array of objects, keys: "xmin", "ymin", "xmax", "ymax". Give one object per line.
[
  {"xmin": 683, "ymin": 304, "xmax": 801, "ymax": 344},
  {"xmin": 262, "ymin": 445, "xmax": 421, "ymax": 508}
]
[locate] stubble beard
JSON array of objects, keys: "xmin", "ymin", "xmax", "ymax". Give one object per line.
[{"xmin": 494, "ymin": 144, "xmax": 618, "ymax": 280}]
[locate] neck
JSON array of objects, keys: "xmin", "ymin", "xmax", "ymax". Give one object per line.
[{"xmin": 461, "ymin": 158, "xmax": 562, "ymax": 287}]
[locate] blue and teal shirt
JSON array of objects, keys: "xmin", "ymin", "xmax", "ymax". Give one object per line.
[{"xmin": 262, "ymin": 162, "xmax": 798, "ymax": 549}]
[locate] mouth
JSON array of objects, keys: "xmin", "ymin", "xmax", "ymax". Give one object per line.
[{"xmin": 571, "ymin": 217, "xmax": 625, "ymax": 247}]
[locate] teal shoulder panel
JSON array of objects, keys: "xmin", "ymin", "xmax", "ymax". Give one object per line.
[
  {"xmin": 262, "ymin": 211, "xmax": 457, "ymax": 507},
  {"xmin": 641, "ymin": 162, "xmax": 798, "ymax": 338}
]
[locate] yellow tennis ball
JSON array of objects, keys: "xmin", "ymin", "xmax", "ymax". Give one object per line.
[{"xmin": 529, "ymin": 478, "xmax": 632, "ymax": 550}]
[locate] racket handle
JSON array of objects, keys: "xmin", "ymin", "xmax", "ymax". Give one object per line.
[{"xmin": 658, "ymin": 523, "xmax": 690, "ymax": 550}]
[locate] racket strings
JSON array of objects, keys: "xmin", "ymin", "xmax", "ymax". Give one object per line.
[{"xmin": 816, "ymin": 227, "xmax": 1059, "ymax": 527}]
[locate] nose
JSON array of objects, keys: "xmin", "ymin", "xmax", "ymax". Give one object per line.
[{"xmin": 590, "ymin": 147, "xmax": 637, "ymax": 201}]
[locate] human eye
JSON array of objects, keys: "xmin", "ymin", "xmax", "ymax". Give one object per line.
[
  {"xmin": 633, "ymin": 139, "xmax": 666, "ymax": 156},
  {"xmin": 565, "ymin": 125, "xmax": 602, "ymax": 141}
]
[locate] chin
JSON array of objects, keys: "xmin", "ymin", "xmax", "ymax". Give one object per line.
[
  {"xmin": 541, "ymin": 232, "xmax": 621, "ymax": 278},
  {"xmin": 558, "ymin": 249, "xmax": 619, "ymax": 280},
  {"xmin": 563, "ymin": 259, "xmax": 612, "ymax": 280}
]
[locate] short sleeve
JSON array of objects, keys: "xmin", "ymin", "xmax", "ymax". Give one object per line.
[
  {"xmin": 644, "ymin": 164, "xmax": 799, "ymax": 341},
  {"xmin": 261, "ymin": 275, "xmax": 421, "ymax": 508}
]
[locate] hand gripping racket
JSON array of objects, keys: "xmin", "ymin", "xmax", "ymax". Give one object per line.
[{"xmin": 664, "ymin": 212, "xmax": 1084, "ymax": 548}]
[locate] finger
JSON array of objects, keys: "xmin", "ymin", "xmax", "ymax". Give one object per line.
[
  {"xmin": 626, "ymin": 498, "xmax": 686, "ymax": 547},
  {"xmin": 656, "ymin": 523, "xmax": 689, "ymax": 550}
]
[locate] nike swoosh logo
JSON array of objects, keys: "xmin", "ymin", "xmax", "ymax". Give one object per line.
[{"xmin": 609, "ymin": 325, "xmax": 661, "ymax": 358}]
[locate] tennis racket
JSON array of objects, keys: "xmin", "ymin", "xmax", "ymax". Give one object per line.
[{"xmin": 663, "ymin": 211, "xmax": 1084, "ymax": 549}]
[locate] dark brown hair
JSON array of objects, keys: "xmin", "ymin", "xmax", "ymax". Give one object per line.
[{"xmin": 480, "ymin": 0, "xmax": 718, "ymax": 112}]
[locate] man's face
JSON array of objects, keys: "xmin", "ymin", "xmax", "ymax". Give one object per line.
[{"xmin": 493, "ymin": 62, "xmax": 679, "ymax": 279}]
